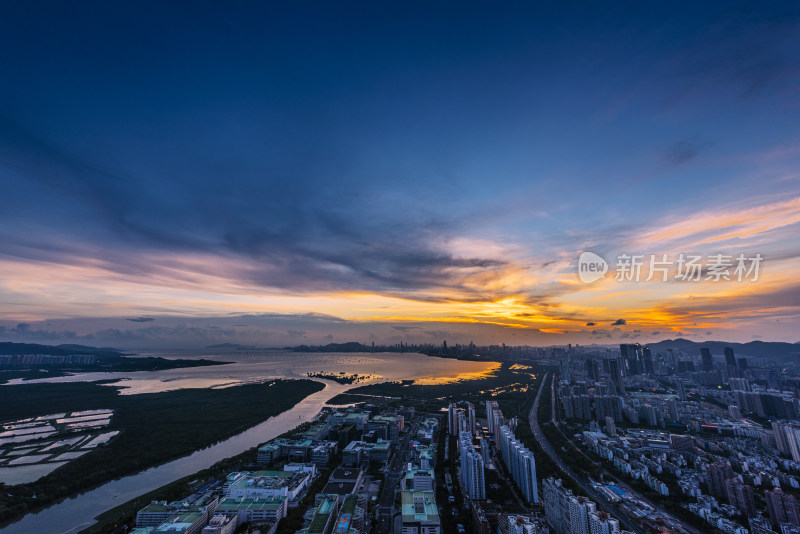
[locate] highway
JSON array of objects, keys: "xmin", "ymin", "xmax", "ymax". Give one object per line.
[{"xmin": 529, "ymin": 372, "xmax": 647, "ymax": 534}]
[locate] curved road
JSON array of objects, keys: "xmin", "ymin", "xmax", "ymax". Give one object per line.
[{"xmin": 529, "ymin": 372, "xmax": 646, "ymax": 534}]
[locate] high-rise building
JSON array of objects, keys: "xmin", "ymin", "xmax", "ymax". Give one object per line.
[
  {"xmin": 467, "ymin": 403, "xmax": 476, "ymax": 435},
  {"xmin": 568, "ymin": 496, "xmax": 596, "ymax": 534},
  {"xmin": 765, "ymin": 487, "xmax": 800, "ymax": 528},
  {"xmin": 486, "ymin": 401, "xmax": 500, "ymax": 433},
  {"xmin": 457, "ymin": 411, "xmax": 468, "ymax": 435},
  {"xmin": 787, "ymin": 427, "xmax": 800, "ymax": 464},
  {"xmin": 585, "ymin": 359, "xmax": 600, "ymax": 381},
  {"xmin": 588, "ymin": 511, "xmax": 620, "ymax": 534},
  {"xmin": 700, "ymin": 348, "xmax": 714, "ymax": 372},
  {"xmin": 498, "ymin": 515, "xmax": 544, "ymax": 534},
  {"xmin": 604, "ymin": 416, "xmax": 616, "ymax": 436},
  {"xmin": 737, "ymin": 357, "xmax": 748, "ymax": 371},
  {"xmin": 729, "ymin": 377, "xmax": 750, "ymax": 392},
  {"xmin": 724, "ymin": 347, "xmax": 737, "ymax": 367},
  {"xmin": 773, "ymin": 422, "xmax": 793, "ymax": 457},
  {"xmin": 642, "ymin": 346, "xmax": 654, "ymax": 375},
  {"xmin": 619, "ymin": 344, "xmax": 642, "ymax": 376},
  {"xmin": 706, "ymin": 462, "xmax": 734, "ymax": 500},
  {"xmin": 543, "ymin": 477, "xmax": 571, "ymax": 534},
  {"xmin": 604, "ymin": 359, "xmax": 624, "ymax": 394},
  {"xmin": 498, "ymin": 425, "xmax": 538, "ymax": 504},
  {"xmin": 725, "ymin": 478, "xmax": 755, "ymax": 517},
  {"xmin": 543, "ymin": 477, "xmax": 617, "ymax": 534},
  {"xmin": 666, "ymin": 398, "xmax": 679, "ymax": 422},
  {"xmin": 459, "ymin": 431, "xmax": 485, "ymax": 500},
  {"xmin": 449, "ymin": 402, "xmax": 476, "ymax": 437},
  {"xmin": 448, "ymin": 403, "xmax": 459, "ymax": 436}
]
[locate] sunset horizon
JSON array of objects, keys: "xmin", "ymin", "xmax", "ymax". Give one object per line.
[{"xmin": 2, "ymin": 3, "xmax": 799, "ymax": 347}]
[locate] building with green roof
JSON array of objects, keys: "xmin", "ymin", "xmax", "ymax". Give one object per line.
[
  {"xmin": 400, "ymin": 490, "xmax": 440, "ymax": 534},
  {"xmin": 298, "ymin": 495, "xmax": 339, "ymax": 534},
  {"xmin": 151, "ymin": 510, "xmax": 207, "ymax": 534}
]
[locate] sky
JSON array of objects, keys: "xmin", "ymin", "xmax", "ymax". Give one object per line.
[{"xmin": 1, "ymin": 2, "xmax": 799, "ymax": 349}]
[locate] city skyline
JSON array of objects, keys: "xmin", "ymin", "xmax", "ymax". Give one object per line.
[{"xmin": 2, "ymin": 3, "xmax": 800, "ymax": 347}]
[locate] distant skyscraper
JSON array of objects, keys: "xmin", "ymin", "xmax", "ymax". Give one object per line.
[
  {"xmin": 619, "ymin": 344, "xmax": 642, "ymax": 376},
  {"xmin": 700, "ymin": 348, "xmax": 714, "ymax": 371},
  {"xmin": 605, "ymin": 359, "xmax": 624, "ymax": 394},
  {"xmin": 724, "ymin": 347, "xmax": 736, "ymax": 367},
  {"xmin": 737, "ymin": 357, "xmax": 748, "ymax": 371},
  {"xmin": 585, "ymin": 359, "xmax": 599, "ymax": 381},
  {"xmin": 642, "ymin": 346, "xmax": 654, "ymax": 374}
]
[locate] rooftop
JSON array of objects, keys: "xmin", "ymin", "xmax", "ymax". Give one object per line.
[
  {"xmin": 330, "ymin": 467, "xmax": 361, "ymax": 481},
  {"xmin": 228, "ymin": 470, "xmax": 301, "ymax": 490},
  {"xmin": 307, "ymin": 497, "xmax": 338, "ymax": 534},
  {"xmin": 152, "ymin": 511, "xmax": 204, "ymax": 531},
  {"xmin": 216, "ymin": 496, "xmax": 286, "ymax": 511},
  {"xmin": 322, "ymin": 481, "xmax": 357, "ymax": 495},
  {"xmin": 401, "ymin": 491, "xmax": 439, "ymax": 524}
]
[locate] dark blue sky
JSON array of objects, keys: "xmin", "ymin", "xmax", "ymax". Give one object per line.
[{"xmin": 1, "ymin": 2, "xmax": 799, "ymax": 347}]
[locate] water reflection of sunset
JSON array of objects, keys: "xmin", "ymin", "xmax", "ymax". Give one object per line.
[{"xmin": 413, "ymin": 362, "xmax": 501, "ymax": 385}]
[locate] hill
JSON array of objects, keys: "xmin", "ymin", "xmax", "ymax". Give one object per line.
[
  {"xmin": 648, "ymin": 338, "xmax": 800, "ymax": 360},
  {"xmin": 0, "ymin": 342, "xmax": 125, "ymax": 358}
]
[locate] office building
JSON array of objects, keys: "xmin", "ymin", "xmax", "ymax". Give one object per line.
[
  {"xmin": 701, "ymin": 348, "xmax": 714, "ymax": 372},
  {"xmin": 724, "ymin": 347, "xmax": 737, "ymax": 367}
]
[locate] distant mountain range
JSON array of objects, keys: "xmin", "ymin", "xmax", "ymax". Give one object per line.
[
  {"xmin": 0, "ymin": 342, "xmax": 125, "ymax": 358},
  {"xmin": 648, "ymin": 338, "xmax": 800, "ymax": 360},
  {"xmin": 0, "ymin": 342, "xmax": 227, "ymax": 372},
  {"xmin": 292, "ymin": 342, "xmax": 369, "ymax": 352}
]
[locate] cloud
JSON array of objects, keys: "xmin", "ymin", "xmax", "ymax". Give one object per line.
[
  {"xmin": 611, "ymin": 319, "xmax": 626, "ymax": 326},
  {"xmin": 585, "ymin": 322, "xmax": 596, "ymax": 326},
  {"xmin": 662, "ymin": 139, "xmax": 709, "ymax": 168},
  {"xmin": 126, "ymin": 317, "xmax": 155, "ymax": 323},
  {"xmin": 0, "ymin": 112, "xmax": 522, "ymax": 303}
]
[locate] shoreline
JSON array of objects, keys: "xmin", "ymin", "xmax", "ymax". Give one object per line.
[{"xmin": 0, "ymin": 378, "xmax": 335, "ymax": 532}]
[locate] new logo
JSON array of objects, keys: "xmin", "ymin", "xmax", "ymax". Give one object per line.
[{"xmin": 578, "ymin": 252, "xmax": 608, "ymax": 284}]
